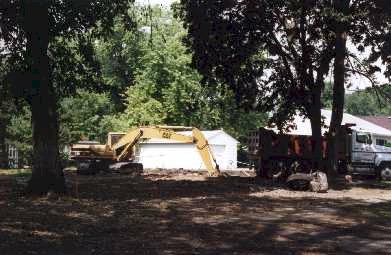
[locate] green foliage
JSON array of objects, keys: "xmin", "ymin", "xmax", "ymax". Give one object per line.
[
  {"xmin": 0, "ymin": 168, "xmax": 31, "ymax": 177},
  {"xmin": 0, "ymin": 1, "xmax": 135, "ymax": 50},
  {"xmin": 322, "ymin": 83, "xmax": 391, "ymax": 116},
  {"xmin": 95, "ymin": 17, "xmax": 145, "ymax": 109},
  {"xmin": 103, "ymin": 7, "xmax": 266, "ymax": 140},
  {"xmin": 345, "ymin": 85, "xmax": 391, "ymax": 116},
  {"xmin": 49, "ymin": 35, "xmax": 102, "ymax": 96},
  {"xmin": 7, "ymin": 106, "xmax": 33, "ymax": 166},
  {"xmin": 345, "ymin": 91, "xmax": 378, "ymax": 116},
  {"xmin": 60, "ymin": 89, "xmax": 115, "ymax": 144},
  {"xmin": 7, "ymin": 90, "xmax": 114, "ymax": 165},
  {"xmin": 104, "ymin": 85, "xmax": 167, "ymax": 131},
  {"xmin": 321, "ymin": 82, "xmax": 334, "ymax": 109},
  {"xmin": 131, "ymin": 13, "xmax": 206, "ymax": 127}
]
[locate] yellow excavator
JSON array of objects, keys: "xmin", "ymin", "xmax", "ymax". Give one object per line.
[{"xmin": 70, "ymin": 126, "xmax": 220, "ymax": 176}]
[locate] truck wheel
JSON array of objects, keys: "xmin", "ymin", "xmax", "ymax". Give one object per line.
[{"xmin": 380, "ymin": 166, "xmax": 391, "ymax": 181}]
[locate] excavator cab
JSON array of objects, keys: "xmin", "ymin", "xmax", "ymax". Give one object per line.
[{"xmin": 107, "ymin": 132, "xmax": 126, "ymax": 148}]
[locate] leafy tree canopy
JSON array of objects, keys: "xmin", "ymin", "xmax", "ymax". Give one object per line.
[
  {"xmin": 176, "ymin": 0, "xmax": 391, "ymax": 127},
  {"xmin": 102, "ymin": 7, "xmax": 266, "ymax": 140},
  {"xmin": 59, "ymin": 89, "xmax": 115, "ymax": 145},
  {"xmin": 176, "ymin": 0, "xmax": 391, "ymax": 172}
]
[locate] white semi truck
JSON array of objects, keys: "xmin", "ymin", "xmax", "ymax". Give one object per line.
[{"xmin": 351, "ymin": 130, "xmax": 391, "ymax": 179}]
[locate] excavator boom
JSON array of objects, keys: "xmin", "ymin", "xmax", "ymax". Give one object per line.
[
  {"xmin": 71, "ymin": 126, "xmax": 221, "ymax": 176},
  {"xmin": 113, "ymin": 126, "xmax": 220, "ymax": 176}
]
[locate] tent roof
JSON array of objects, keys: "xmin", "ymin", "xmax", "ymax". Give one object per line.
[{"xmin": 268, "ymin": 109, "xmax": 391, "ymax": 137}]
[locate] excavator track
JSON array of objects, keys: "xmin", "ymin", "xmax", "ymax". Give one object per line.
[
  {"xmin": 76, "ymin": 160, "xmax": 109, "ymax": 175},
  {"xmin": 109, "ymin": 162, "xmax": 143, "ymax": 174},
  {"xmin": 76, "ymin": 160, "xmax": 143, "ymax": 175}
]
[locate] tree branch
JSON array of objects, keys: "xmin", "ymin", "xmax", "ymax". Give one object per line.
[{"xmin": 267, "ymin": 34, "xmax": 297, "ymax": 87}]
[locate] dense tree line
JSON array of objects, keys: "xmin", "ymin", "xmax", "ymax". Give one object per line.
[
  {"xmin": 322, "ymin": 83, "xmax": 391, "ymax": 116},
  {"xmin": 345, "ymin": 85, "xmax": 391, "ymax": 116}
]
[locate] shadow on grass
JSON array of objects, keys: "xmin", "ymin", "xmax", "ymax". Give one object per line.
[
  {"xmin": 329, "ymin": 174, "xmax": 391, "ymax": 191},
  {"xmin": 349, "ymin": 175, "xmax": 391, "ymax": 190},
  {"xmin": 1, "ymin": 172, "xmax": 391, "ymax": 254}
]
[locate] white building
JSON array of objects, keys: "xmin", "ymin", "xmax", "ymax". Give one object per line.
[
  {"xmin": 6, "ymin": 144, "xmax": 19, "ymax": 168},
  {"xmin": 271, "ymin": 109, "xmax": 391, "ymax": 138},
  {"xmin": 135, "ymin": 130, "xmax": 239, "ymax": 170}
]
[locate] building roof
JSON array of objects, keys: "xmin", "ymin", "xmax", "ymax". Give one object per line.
[
  {"xmin": 359, "ymin": 116, "xmax": 391, "ymax": 131},
  {"xmin": 268, "ymin": 109, "xmax": 391, "ymax": 137},
  {"xmin": 140, "ymin": 130, "xmax": 239, "ymax": 145}
]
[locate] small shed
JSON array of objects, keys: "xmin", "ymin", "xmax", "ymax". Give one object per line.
[{"xmin": 135, "ymin": 130, "xmax": 239, "ymax": 170}]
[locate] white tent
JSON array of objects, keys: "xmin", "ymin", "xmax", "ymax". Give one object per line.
[
  {"xmin": 269, "ymin": 109, "xmax": 391, "ymax": 137},
  {"xmin": 135, "ymin": 130, "xmax": 239, "ymax": 170}
]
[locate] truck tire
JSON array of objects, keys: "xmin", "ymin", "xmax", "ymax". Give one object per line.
[{"xmin": 380, "ymin": 166, "xmax": 391, "ymax": 181}]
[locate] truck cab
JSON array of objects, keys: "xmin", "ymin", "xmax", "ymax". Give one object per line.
[{"xmin": 350, "ymin": 130, "xmax": 391, "ymax": 179}]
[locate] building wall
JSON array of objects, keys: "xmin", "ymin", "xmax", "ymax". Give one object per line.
[
  {"xmin": 136, "ymin": 143, "xmax": 234, "ymax": 170},
  {"xmin": 6, "ymin": 144, "xmax": 19, "ymax": 168},
  {"xmin": 225, "ymin": 144, "xmax": 238, "ymax": 169},
  {"xmin": 372, "ymin": 134, "xmax": 391, "ymax": 147}
]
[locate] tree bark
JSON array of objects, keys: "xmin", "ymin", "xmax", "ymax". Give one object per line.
[
  {"xmin": 310, "ymin": 85, "xmax": 324, "ymax": 171},
  {"xmin": 24, "ymin": 1, "xmax": 65, "ymax": 195},
  {"xmin": 327, "ymin": 0, "xmax": 349, "ymax": 176},
  {"xmin": 0, "ymin": 68, "xmax": 10, "ymax": 169},
  {"xmin": 0, "ymin": 114, "xmax": 8, "ymax": 169}
]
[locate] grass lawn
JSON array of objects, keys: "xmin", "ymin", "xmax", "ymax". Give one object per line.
[{"xmin": 0, "ymin": 168, "xmax": 31, "ymax": 177}]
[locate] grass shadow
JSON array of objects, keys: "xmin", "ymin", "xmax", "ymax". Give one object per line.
[{"xmin": 1, "ymin": 171, "xmax": 391, "ymax": 254}]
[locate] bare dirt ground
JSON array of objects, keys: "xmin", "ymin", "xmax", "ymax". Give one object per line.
[{"xmin": 1, "ymin": 169, "xmax": 391, "ymax": 255}]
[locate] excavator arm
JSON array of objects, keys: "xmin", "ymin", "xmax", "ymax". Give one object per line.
[
  {"xmin": 112, "ymin": 126, "xmax": 220, "ymax": 176},
  {"xmin": 191, "ymin": 127, "xmax": 220, "ymax": 176}
]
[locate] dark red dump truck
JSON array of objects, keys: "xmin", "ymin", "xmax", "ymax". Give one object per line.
[{"xmin": 247, "ymin": 125, "xmax": 353, "ymax": 179}]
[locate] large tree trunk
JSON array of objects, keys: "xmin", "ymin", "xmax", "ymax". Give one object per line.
[
  {"xmin": 310, "ymin": 86, "xmax": 324, "ymax": 171},
  {"xmin": 0, "ymin": 114, "xmax": 8, "ymax": 169},
  {"xmin": 0, "ymin": 75, "xmax": 9, "ymax": 169},
  {"xmin": 327, "ymin": 0, "xmax": 349, "ymax": 176},
  {"xmin": 24, "ymin": 1, "xmax": 65, "ymax": 195}
]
